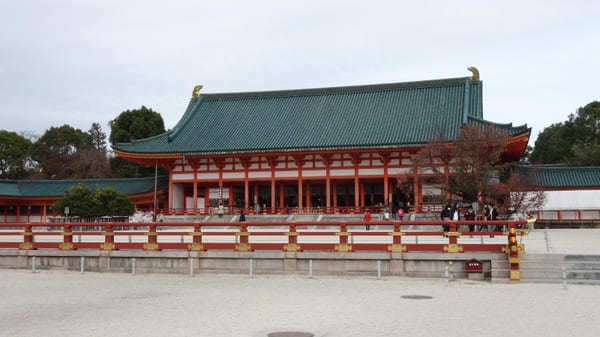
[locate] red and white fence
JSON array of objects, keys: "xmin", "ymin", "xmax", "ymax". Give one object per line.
[{"xmin": 0, "ymin": 220, "xmax": 527, "ymax": 253}]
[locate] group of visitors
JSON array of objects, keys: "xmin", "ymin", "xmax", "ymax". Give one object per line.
[{"xmin": 440, "ymin": 201, "xmax": 503, "ymax": 233}]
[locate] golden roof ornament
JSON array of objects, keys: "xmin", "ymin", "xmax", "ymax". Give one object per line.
[
  {"xmin": 467, "ymin": 66, "xmax": 480, "ymax": 81},
  {"xmin": 192, "ymin": 85, "xmax": 204, "ymax": 98}
]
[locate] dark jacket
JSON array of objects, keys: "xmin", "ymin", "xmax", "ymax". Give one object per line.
[{"xmin": 441, "ymin": 206, "xmax": 451, "ymax": 220}]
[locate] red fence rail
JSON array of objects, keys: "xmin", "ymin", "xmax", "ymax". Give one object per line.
[{"xmin": 0, "ymin": 220, "xmax": 528, "ymax": 253}]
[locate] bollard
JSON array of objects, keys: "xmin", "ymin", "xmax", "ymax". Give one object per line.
[
  {"xmin": 31, "ymin": 256, "xmax": 37, "ymax": 273},
  {"xmin": 249, "ymin": 259, "xmax": 253, "ymax": 277},
  {"xmin": 80, "ymin": 256, "xmax": 85, "ymax": 274},
  {"xmin": 131, "ymin": 258, "xmax": 136, "ymax": 276},
  {"xmin": 377, "ymin": 260, "xmax": 381, "ymax": 280},
  {"xmin": 189, "ymin": 258, "xmax": 194, "ymax": 277},
  {"xmin": 309, "ymin": 259, "xmax": 313, "ymax": 278},
  {"xmin": 562, "ymin": 266, "xmax": 567, "ymax": 290},
  {"xmin": 444, "ymin": 265, "xmax": 449, "ymax": 287}
]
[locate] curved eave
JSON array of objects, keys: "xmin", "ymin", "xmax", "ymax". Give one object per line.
[
  {"xmin": 502, "ymin": 131, "xmax": 531, "ymax": 162},
  {"xmin": 115, "ymin": 143, "xmax": 429, "ymax": 162}
]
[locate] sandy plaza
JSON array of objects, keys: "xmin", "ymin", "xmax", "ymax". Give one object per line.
[{"xmin": 1, "ymin": 267, "xmax": 598, "ymax": 337}]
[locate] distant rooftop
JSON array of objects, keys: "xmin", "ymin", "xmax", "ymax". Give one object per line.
[
  {"xmin": 0, "ymin": 176, "xmax": 168, "ymax": 198},
  {"xmin": 521, "ymin": 165, "xmax": 600, "ymax": 189}
]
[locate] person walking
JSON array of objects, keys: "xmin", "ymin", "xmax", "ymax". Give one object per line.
[{"xmin": 364, "ymin": 210, "xmax": 372, "ymax": 230}]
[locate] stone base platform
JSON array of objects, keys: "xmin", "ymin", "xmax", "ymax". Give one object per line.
[{"xmin": 0, "ymin": 249, "xmax": 506, "ymax": 279}]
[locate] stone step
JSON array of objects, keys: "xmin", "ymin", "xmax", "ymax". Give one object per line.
[
  {"xmin": 519, "ymin": 261, "xmax": 600, "ymax": 270},
  {"xmin": 520, "ymin": 270, "xmax": 564, "ymax": 279},
  {"xmin": 564, "ymin": 255, "xmax": 600, "ymax": 261},
  {"xmin": 566, "ymin": 271, "xmax": 600, "ymax": 279},
  {"xmin": 519, "ymin": 254, "xmax": 566, "ymax": 262}
]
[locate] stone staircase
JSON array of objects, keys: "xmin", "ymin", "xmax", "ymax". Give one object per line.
[{"xmin": 493, "ymin": 254, "xmax": 600, "ymax": 284}]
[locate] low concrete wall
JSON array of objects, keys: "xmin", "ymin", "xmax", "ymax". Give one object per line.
[{"xmin": 0, "ymin": 249, "xmax": 504, "ymax": 279}]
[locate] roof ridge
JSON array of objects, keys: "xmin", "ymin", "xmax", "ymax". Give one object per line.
[{"xmin": 201, "ymin": 77, "xmax": 473, "ymax": 100}]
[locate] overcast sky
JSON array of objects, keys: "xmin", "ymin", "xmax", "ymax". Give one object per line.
[{"xmin": 1, "ymin": 1, "xmax": 599, "ymax": 145}]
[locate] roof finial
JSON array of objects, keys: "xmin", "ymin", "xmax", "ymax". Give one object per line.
[
  {"xmin": 192, "ymin": 85, "xmax": 203, "ymax": 98},
  {"xmin": 467, "ymin": 66, "xmax": 480, "ymax": 81}
]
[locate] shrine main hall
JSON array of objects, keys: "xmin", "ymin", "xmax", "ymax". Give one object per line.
[{"xmin": 113, "ymin": 70, "xmax": 530, "ymax": 215}]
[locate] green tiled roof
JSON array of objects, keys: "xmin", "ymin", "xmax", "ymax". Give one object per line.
[
  {"xmin": 114, "ymin": 77, "xmax": 529, "ymax": 155},
  {"xmin": 466, "ymin": 116, "xmax": 530, "ymax": 137},
  {"xmin": 0, "ymin": 176, "xmax": 168, "ymax": 198},
  {"xmin": 521, "ymin": 166, "xmax": 600, "ymax": 188}
]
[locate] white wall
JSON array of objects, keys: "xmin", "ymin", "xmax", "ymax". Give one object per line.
[
  {"xmin": 172, "ymin": 183, "xmax": 184, "ymax": 210},
  {"xmin": 543, "ymin": 190, "xmax": 600, "ymax": 210}
]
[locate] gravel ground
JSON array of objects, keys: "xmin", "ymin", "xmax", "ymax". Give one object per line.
[{"xmin": 1, "ymin": 269, "xmax": 598, "ymax": 337}]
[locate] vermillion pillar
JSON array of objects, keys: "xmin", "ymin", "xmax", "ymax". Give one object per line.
[
  {"xmin": 333, "ymin": 182, "xmax": 338, "ymax": 212},
  {"xmin": 192, "ymin": 165, "xmax": 198, "ymax": 214},
  {"xmin": 279, "ymin": 184, "xmax": 284, "ymax": 211},
  {"xmin": 351, "ymin": 154, "xmax": 360, "ymax": 211},
  {"xmin": 381, "ymin": 153, "xmax": 390, "ymax": 206},
  {"xmin": 295, "ymin": 156, "xmax": 304, "ymax": 210}
]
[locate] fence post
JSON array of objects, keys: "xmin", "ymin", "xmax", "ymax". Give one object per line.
[
  {"xmin": 377, "ymin": 260, "xmax": 382, "ymax": 279},
  {"xmin": 443, "ymin": 222, "xmax": 463, "ymax": 253},
  {"xmin": 143, "ymin": 223, "xmax": 160, "ymax": 251},
  {"xmin": 387, "ymin": 222, "xmax": 406, "ymax": 252},
  {"xmin": 188, "ymin": 222, "xmax": 205, "ymax": 251},
  {"xmin": 100, "ymin": 223, "xmax": 117, "ymax": 251},
  {"xmin": 562, "ymin": 266, "xmax": 567, "ymax": 290},
  {"xmin": 506, "ymin": 224, "xmax": 521, "ymax": 281},
  {"xmin": 235, "ymin": 223, "xmax": 252, "ymax": 252},
  {"xmin": 31, "ymin": 256, "xmax": 37, "ymax": 273},
  {"xmin": 131, "ymin": 258, "xmax": 136, "ymax": 275},
  {"xmin": 309, "ymin": 259, "xmax": 313, "ymax": 278},
  {"xmin": 334, "ymin": 223, "xmax": 352, "ymax": 252},
  {"xmin": 80, "ymin": 256, "xmax": 85, "ymax": 274},
  {"xmin": 283, "ymin": 221, "xmax": 301, "ymax": 252},
  {"xmin": 19, "ymin": 223, "xmax": 35, "ymax": 250},
  {"xmin": 249, "ymin": 258, "xmax": 253, "ymax": 277},
  {"xmin": 59, "ymin": 223, "xmax": 75, "ymax": 250},
  {"xmin": 444, "ymin": 264, "xmax": 449, "ymax": 287},
  {"xmin": 189, "ymin": 257, "xmax": 194, "ymax": 277}
]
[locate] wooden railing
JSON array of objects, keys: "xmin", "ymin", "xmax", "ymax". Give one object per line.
[
  {"xmin": 160, "ymin": 206, "xmax": 394, "ymax": 216},
  {"xmin": 0, "ymin": 220, "xmax": 528, "ymax": 254}
]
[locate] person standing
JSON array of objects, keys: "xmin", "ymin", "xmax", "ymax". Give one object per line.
[
  {"xmin": 441, "ymin": 203, "xmax": 451, "ymax": 232},
  {"xmin": 239, "ymin": 211, "xmax": 246, "ymax": 222},
  {"xmin": 397, "ymin": 207, "xmax": 405, "ymax": 221},
  {"xmin": 364, "ymin": 210, "xmax": 372, "ymax": 230},
  {"xmin": 464, "ymin": 206, "xmax": 475, "ymax": 232},
  {"xmin": 217, "ymin": 201, "xmax": 224, "ymax": 218}
]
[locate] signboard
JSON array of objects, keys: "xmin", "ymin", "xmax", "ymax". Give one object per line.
[{"xmin": 208, "ymin": 187, "xmax": 229, "ymax": 199}]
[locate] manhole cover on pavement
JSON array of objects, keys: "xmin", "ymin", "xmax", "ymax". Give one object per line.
[
  {"xmin": 267, "ymin": 332, "xmax": 314, "ymax": 337},
  {"xmin": 401, "ymin": 295, "xmax": 433, "ymax": 300}
]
